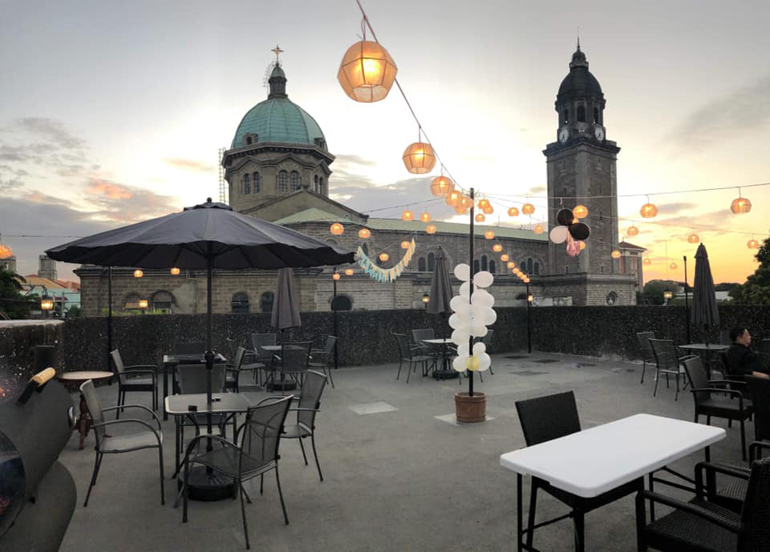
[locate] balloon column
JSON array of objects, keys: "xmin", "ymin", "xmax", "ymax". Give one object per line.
[
  {"xmin": 448, "ymin": 263, "xmax": 496, "ymax": 374},
  {"xmin": 549, "ymin": 208, "xmax": 591, "ymax": 257}
]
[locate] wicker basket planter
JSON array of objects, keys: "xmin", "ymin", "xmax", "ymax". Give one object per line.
[{"xmin": 454, "ymin": 391, "xmax": 487, "ymax": 423}]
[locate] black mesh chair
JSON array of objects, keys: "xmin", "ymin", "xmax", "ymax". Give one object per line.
[
  {"xmin": 225, "ymin": 346, "xmax": 264, "ymax": 392},
  {"xmin": 745, "ymin": 376, "xmax": 770, "ymax": 444},
  {"xmin": 309, "ymin": 336, "xmax": 337, "ymax": 388},
  {"xmin": 282, "ymin": 370, "xmax": 328, "ymax": 481},
  {"xmin": 637, "ymin": 331, "xmax": 656, "ymax": 384},
  {"xmin": 110, "ymin": 349, "xmax": 158, "ymax": 414},
  {"xmin": 635, "ymin": 456, "xmax": 770, "ymax": 552},
  {"xmin": 250, "ymin": 333, "xmax": 277, "ymax": 385},
  {"xmin": 273, "ymin": 342, "xmax": 311, "ymax": 394},
  {"xmin": 648, "ymin": 339, "xmax": 692, "ymax": 400},
  {"xmin": 394, "ymin": 333, "xmax": 432, "ymax": 383},
  {"xmin": 176, "ymin": 364, "xmax": 232, "ymax": 449},
  {"xmin": 515, "ymin": 391, "xmax": 642, "ymax": 551},
  {"xmin": 181, "ymin": 395, "xmax": 293, "ymax": 550},
  {"xmin": 80, "ymin": 379, "xmax": 164, "ymax": 508},
  {"xmin": 683, "ymin": 356, "xmax": 754, "ymax": 461}
]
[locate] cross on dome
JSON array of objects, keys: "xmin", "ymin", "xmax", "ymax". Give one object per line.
[{"xmin": 271, "ymin": 45, "xmax": 284, "ymax": 64}]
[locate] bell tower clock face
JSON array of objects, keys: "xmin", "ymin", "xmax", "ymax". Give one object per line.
[
  {"xmin": 558, "ymin": 127, "xmax": 570, "ymax": 144},
  {"xmin": 594, "ymin": 126, "xmax": 605, "ymax": 141}
]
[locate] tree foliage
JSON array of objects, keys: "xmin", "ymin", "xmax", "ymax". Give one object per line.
[
  {"xmin": 642, "ymin": 279, "xmax": 680, "ymax": 305},
  {"xmin": 731, "ymin": 235, "xmax": 770, "ymax": 304},
  {"xmin": 0, "ymin": 268, "xmax": 34, "ymax": 319}
]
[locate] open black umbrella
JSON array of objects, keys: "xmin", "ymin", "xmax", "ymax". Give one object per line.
[{"xmin": 691, "ymin": 244, "xmax": 720, "ymax": 344}]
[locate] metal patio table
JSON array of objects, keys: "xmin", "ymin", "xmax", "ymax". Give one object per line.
[
  {"xmin": 161, "ymin": 353, "xmax": 226, "ymax": 420},
  {"xmin": 422, "ymin": 338, "xmax": 458, "ymax": 380},
  {"xmin": 679, "ymin": 343, "xmax": 729, "ymax": 378}
]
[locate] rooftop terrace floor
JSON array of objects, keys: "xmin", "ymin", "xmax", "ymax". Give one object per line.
[{"xmin": 58, "ymin": 352, "xmax": 749, "ymax": 551}]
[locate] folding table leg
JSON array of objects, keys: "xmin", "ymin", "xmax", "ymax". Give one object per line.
[
  {"xmin": 573, "ymin": 511, "xmax": 584, "ymax": 552},
  {"xmin": 517, "ymin": 473, "xmax": 524, "ymax": 552}
]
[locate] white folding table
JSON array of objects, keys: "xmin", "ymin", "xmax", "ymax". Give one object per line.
[{"xmin": 500, "ymin": 413, "xmax": 725, "ymax": 552}]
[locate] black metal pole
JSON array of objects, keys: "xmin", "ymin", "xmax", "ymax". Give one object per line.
[
  {"xmin": 683, "ymin": 255, "xmax": 690, "ymax": 343},
  {"xmin": 107, "ymin": 266, "xmax": 113, "ymax": 374},
  {"xmin": 468, "ymin": 188, "xmax": 475, "ymax": 398},
  {"xmin": 205, "ymin": 250, "xmax": 214, "ymax": 443},
  {"xmin": 526, "ymin": 282, "xmax": 532, "ymax": 354},
  {"xmin": 333, "ymin": 275, "xmax": 338, "ymax": 370}
]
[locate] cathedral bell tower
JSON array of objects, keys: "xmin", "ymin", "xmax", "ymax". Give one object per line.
[{"xmin": 544, "ymin": 44, "xmax": 621, "ymax": 286}]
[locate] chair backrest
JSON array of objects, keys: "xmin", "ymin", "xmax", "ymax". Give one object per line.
[
  {"xmin": 682, "ymin": 356, "xmax": 710, "ymax": 404},
  {"xmin": 481, "ymin": 329, "xmax": 494, "ymax": 351},
  {"xmin": 323, "ymin": 335, "xmax": 337, "ymax": 355},
  {"xmin": 515, "ymin": 391, "xmax": 581, "ymax": 447},
  {"xmin": 648, "ymin": 339, "xmax": 681, "ymax": 372},
  {"xmin": 719, "ymin": 330, "xmax": 732, "ymax": 346},
  {"xmin": 739, "ymin": 456, "xmax": 770, "ymax": 549},
  {"xmin": 412, "ymin": 328, "xmax": 434, "ymax": 345},
  {"xmin": 80, "ymin": 380, "xmax": 106, "ymax": 444},
  {"xmin": 297, "ymin": 371, "xmax": 327, "ymax": 430},
  {"xmin": 240, "ymin": 395, "xmax": 293, "ymax": 474},
  {"xmin": 251, "ymin": 333, "xmax": 277, "ymax": 349},
  {"xmin": 281, "ymin": 342, "xmax": 311, "ymax": 374},
  {"xmin": 394, "ymin": 334, "xmax": 413, "ymax": 361},
  {"xmin": 110, "ymin": 349, "xmax": 125, "ymax": 374},
  {"xmin": 177, "ymin": 364, "xmax": 226, "ymax": 394},
  {"xmin": 174, "ymin": 341, "xmax": 205, "ymax": 356},
  {"xmin": 636, "ymin": 332, "xmax": 655, "ymax": 358},
  {"xmin": 745, "ymin": 376, "xmax": 770, "ymax": 442},
  {"xmin": 233, "ymin": 346, "xmax": 246, "ymax": 371}
]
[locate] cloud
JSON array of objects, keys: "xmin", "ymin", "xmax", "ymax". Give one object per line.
[
  {"xmin": 82, "ymin": 177, "xmax": 179, "ymax": 223},
  {"xmin": 0, "ymin": 178, "xmax": 22, "ymax": 192},
  {"xmin": 654, "ymin": 202, "xmax": 698, "ymax": 216},
  {"xmin": 86, "ymin": 179, "xmax": 134, "ymax": 200},
  {"xmin": 670, "ymin": 74, "xmax": 770, "ymax": 152},
  {"xmin": 333, "ymin": 154, "xmax": 377, "ymax": 168},
  {"xmin": 163, "ymin": 157, "xmax": 215, "ymax": 173},
  {"xmin": 16, "ymin": 117, "xmax": 87, "ymax": 150},
  {"xmin": 528, "ymin": 185, "xmax": 547, "ymax": 194}
]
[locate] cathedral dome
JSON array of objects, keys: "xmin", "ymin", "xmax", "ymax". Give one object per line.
[
  {"xmin": 231, "ymin": 63, "xmax": 327, "ymax": 150},
  {"xmin": 556, "ymin": 47, "xmax": 603, "ymax": 102}
]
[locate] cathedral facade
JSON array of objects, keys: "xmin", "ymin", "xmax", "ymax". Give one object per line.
[{"xmin": 77, "ymin": 47, "xmax": 641, "ymax": 317}]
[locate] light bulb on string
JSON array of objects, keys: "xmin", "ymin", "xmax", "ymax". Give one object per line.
[
  {"xmin": 687, "ymin": 234, "xmax": 699, "ymax": 244},
  {"xmin": 330, "ymin": 222, "xmax": 344, "ymax": 235},
  {"xmin": 533, "ymin": 224, "xmax": 544, "ymax": 235},
  {"xmin": 611, "ymin": 250, "xmax": 621, "ymax": 259},
  {"xmin": 475, "ymin": 213, "xmax": 485, "ymax": 223},
  {"xmin": 748, "ymin": 238, "xmax": 759, "ymax": 249},
  {"xmin": 573, "ymin": 205, "xmax": 588, "ymax": 218},
  {"xmin": 522, "ymin": 202, "xmax": 535, "ymax": 215},
  {"xmin": 484, "ymin": 230, "xmax": 494, "ymax": 240},
  {"xmin": 401, "ymin": 240, "xmax": 410, "ymax": 249},
  {"xmin": 492, "ymin": 244, "xmax": 503, "ymax": 252},
  {"xmin": 358, "ymin": 228, "xmax": 371, "ymax": 239},
  {"xmin": 500, "ymin": 254, "xmax": 509, "ymax": 262},
  {"xmin": 627, "ymin": 226, "xmax": 639, "ymax": 236}
]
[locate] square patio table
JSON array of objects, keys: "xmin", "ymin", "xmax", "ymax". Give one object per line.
[
  {"xmin": 161, "ymin": 353, "xmax": 226, "ymax": 420},
  {"xmin": 499, "ymin": 413, "xmax": 725, "ymax": 551}
]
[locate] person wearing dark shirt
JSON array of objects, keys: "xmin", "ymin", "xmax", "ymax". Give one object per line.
[{"xmin": 725, "ymin": 327, "xmax": 769, "ymax": 378}]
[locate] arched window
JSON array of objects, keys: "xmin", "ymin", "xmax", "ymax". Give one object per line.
[
  {"xmin": 481, "ymin": 255, "xmax": 488, "ymax": 272},
  {"xmin": 527, "ymin": 258, "xmax": 533, "ymax": 273},
  {"xmin": 314, "ymin": 175, "xmax": 319, "ymax": 193},
  {"xmin": 231, "ymin": 292, "xmax": 249, "ymax": 314},
  {"xmin": 331, "ymin": 295, "xmax": 352, "ymax": 311},
  {"xmin": 151, "ymin": 290, "xmax": 174, "ymax": 314},
  {"xmin": 290, "ymin": 171, "xmax": 300, "ymax": 190},
  {"xmin": 521, "ymin": 260, "xmax": 527, "ymax": 272},
  {"xmin": 428, "ymin": 252, "xmax": 435, "ymax": 272},
  {"xmin": 563, "ymin": 109, "xmax": 569, "ymax": 124},
  {"xmin": 565, "ymin": 266, "xmax": 570, "ymax": 274},
  {"xmin": 534, "ymin": 262, "xmax": 540, "ymax": 275},
  {"xmin": 319, "ymin": 177, "xmax": 325, "ymax": 193},
  {"xmin": 278, "ymin": 170, "xmax": 288, "ymax": 192},
  {"xmin": 124, "ymin": 292, "xmax": 142, "ymax": 313},
  {"xmin": 473, "ymin": 259, "xmax": 480, "ymax": 274},
  {"xmin": 243, "ymin": 173, "xmax": 251, "ymax": 195},
  {"xmin": 593, "ymin": 107, "xmax": 600, "ymax": 124},
  {"xmin": 418, "ymin": 257, "xmax": 426, "ymax": 272},
  {"xmin": 577, "ymin": 105, "xmax": 586, "ymax": 123},
  {"xmin": 259, "ymin": 291, "xmax": 274, "ymax": 313},
  {"xmin": 253, "ymin": 172, "xmax": 261, "ymax": 193},
  {"xmin": 489, "ymin": 260, "xmax": 496, "ymax": 273},
  {"xmin": 246, "ymin": 136, "xmax": 253, "ymax": 145}
]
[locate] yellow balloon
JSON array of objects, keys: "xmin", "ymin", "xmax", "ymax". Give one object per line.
[{"xmin": 465, "ymin": 356, "xmax": 480, "ymax": 372}]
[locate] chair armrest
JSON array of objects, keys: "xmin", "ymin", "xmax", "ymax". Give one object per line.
[
  {"xmin": 184, "ymin": 433, "xmax": 238, "ymax": 461},
  {"xmin": 750, "ymin": 440, "xmax": 770, "ymax": 462},
  {"xmin": 695, "ymin": 461, "xmax": 750, "ymax": 500},
  {"xmin": 289, "ymin": 407, "xmax": 320, "ymax": 412},
  {"xmin": 125, "ymin": 364, "xmax": 158, "ymax": 371},
  {"xmin": 119, "ymin": 370, "xmax": 156, "ymax": 379},
  {"xmin": 93, "ymin": 418, "xmax": 163, "ymax": 444},
  {"xmin": 103, "ymin": 404, "xmax": 162, "ymax": 429},
  {"xmin": 690, "ymin": 387, "xmax": 746, "ymax": 399},
  {"xmin": 637, "ymin": 490, "xmax": 742, "ymax": 533},
  {"xmin": 708, "ymin": 379, "xmax": 746, "ymax": 388}
]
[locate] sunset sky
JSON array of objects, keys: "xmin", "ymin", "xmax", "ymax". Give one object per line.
[{"xmin": 1, "ymin": 0, "xmax": 768, "ymax": 283}]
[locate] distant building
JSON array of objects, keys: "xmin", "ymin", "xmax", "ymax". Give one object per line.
[{"xmin": 21, "ymin": 256, "xmax": 80, "ymax": 316}]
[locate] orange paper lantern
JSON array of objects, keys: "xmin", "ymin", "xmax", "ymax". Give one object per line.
[
  {"xmin": 500, "ymin": 254, "xmax": 510, "ymax": 262},
  {"xmin": 484, "ymin": 230, "xmax": 495, "ymax": 240},
  {"xmin": 507, "ymin": 261, "xmax": 515, "ymax": 269},
  {"xmin": 426, "ymin": 224, "xmax": 437, "ymax": 234},
  {"xmin": 332, "ymin": 272, "xmax": 341, "ymax": 280},
  {"xmin": 358, "ymin": 228, "xmax": 371, "ymax": 239},
  {"xmin": 687, "ymin": 234, "xmax": 699, "ymax": 244},
  {"xmin": 643, "ymin": 258, "xmax": 652, "ymax": 265},
  {"xmin": 533, "ymin": 224, "xmax": 544, "ymax": 235},
  {"xmin": 475, "ymin": 213, "xmax": 486, "ymax": 223},
  {"xmin": 0, "ymin": 244, "xmax": 13, "ymax": 259},
  {"xmin": 748, "ymin": 239, "xmax": 760, "ymax": 249},
  {"xmin": 337, "ymin": 40, "xmax": 398, "ymax": 103},
  {"xmin": 522, "ymin": 203, "xmax": 535, "ymax": 215},
  {"xmin": 170, "ymin": 267, "xmax": 181, "ymax": 276},
  {"xmin": 507, "ymin": 207, "xmax": 519, "ymax": 217},
  {"xmin": 670, "ymin": 262, "xmax": 678, "ymax": 270},
  {"xmin": 640, "ymin": 202, "xmax": 658, "ymax": 218},
  {"xmin": 420, "ymin": 212, "xmax": 431, "ymax": 223},
  {"xmin": 379, "ymin": 252, "xmax": 389, "ymax": 262},
  {"xmin": 573, "ymin": 205, "xmax": 588, "ymax": 218},
  {"xmin": 330, "ymin": 222, "xmax": 344, "ymax": 235},
  {"xmin": 345, "ymin": 268, "xmax": 354, "ymax": 276},
  {"xmin": 492, "ymin": 244, "xmax": 503, "ymax": 252},
  {"xmin": 430, "ymin": 176, "xmax": 454, "ymax": 197},
  {"xmin": 611, "ymin": 249, "xmax": 621, "ymax": 259},
  {"xmin": 627, "ymin": 226, "xmax": 639, "ymax": 236},
  {"xmin": 402, "ymin": 142, "xmax": 436, "ymax": 174},
  {"xmin": 133, "ymin": 269, "xmax": 144, "ymax": 278},
  {"xmin": 401, "ymin": 210, "xmax": 414, "ymax": 221}
]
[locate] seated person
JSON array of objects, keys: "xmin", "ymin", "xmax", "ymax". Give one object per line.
[{"xmin": 726, "ymin": 327, "xmax": 770, "ymax": 378}]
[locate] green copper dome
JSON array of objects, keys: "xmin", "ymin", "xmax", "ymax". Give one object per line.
[{"xmin": 231, "ymin": 64, "xmax": 327, "ymax": 150}]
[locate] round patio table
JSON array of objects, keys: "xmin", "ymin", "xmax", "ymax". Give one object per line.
[
  {"xmin": 679, "ymin": 343, "xmax": 729, "ymax": 379},
  {"xmin": 423, "ymin": 338, "xmax": 459, "ymax": 380},
  {"xmin": 58, "ymin": 371, "xmax": 114, "ymax": 450}
]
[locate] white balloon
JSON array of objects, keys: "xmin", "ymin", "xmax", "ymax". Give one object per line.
[
  {"xmin": 470, "ymin": 319, "xmax": 488, "ymax": 338},
  {"xmin": 451, "ymin": 328, "xmax": 470, "ymax": 346},
  {"xmin": 480, "ymin": 307, "xmax": 497, "ymax": 326},
  {"xmin": 474, "ymin": 271, "xmax": 494, "ymax": 288},
  {"xmin": 448, "ymin": 313, "xmax": 462, "ymax": 330},
  {"xmin": 450, "ymin": 295, "xmax": 468, "ymax": 313},
  {"xmin": 472, "ymin": 342, "xmax": 486, "ymax": 356},
  {"xmin": 550, "ymin": 225, "xmax": 569, "ymax": 244},
  {"xmin": 472, "ymin": 289, "xmax": 495, "ymax": 308},
  {"xmin": 459, "ymin": 281, "xmax": 475, "ymax": 298},
  {"xmin": 477, "ymin": 352, "xmax": 492, "ymax": 372},
  {"xmin": 457, "ymin": 343, "xmax": 470, "ymax": 357},
  {"xmin": 453, "ymin": 355, "xmax": 468, "ymax": 372},
  {"xmin": 454, "ymin": 263, "xmax": 471, "ymax": 282}
]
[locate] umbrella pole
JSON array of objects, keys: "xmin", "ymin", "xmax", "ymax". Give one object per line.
[
  {"xmin": 107, "ymin": 266, "xmax": 113, "ymax": 377},
  {"xmin": 684, "ymin": 256, "xmax": 690, "ymax": 343},
  {"xmin": 468, "ymin": 188, "xmax": 475, "ymax": 398}
]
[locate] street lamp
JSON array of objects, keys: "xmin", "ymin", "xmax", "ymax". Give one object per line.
[
  {"xmin": 138, "ymin": 299, "xmax": 149, "ymax": 313},
  {"xmin": 422, "ymin": 293, "xmax": 430, "ymax": 307},
  {"xmin": 40, "ymin": 294, "xmax": 53, "ymax": 318},
  {"xmin": 663, "ymin": 290, "xmax": 673, "ymax": 305}
]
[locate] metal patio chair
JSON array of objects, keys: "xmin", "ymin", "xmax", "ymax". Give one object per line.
[
  {"xmin": 282, "ymin": 370, "xmax": 328, "ymax": 481},
  {"xmin": 394, "ymin": 333, "xmax": 432, "ymax": 383},
  {"xmin": 648, "ymin": 339, "xmax": 692, "ymax": 400},
  {"xmin": 637, "ymin": 331, "xmax": 656, "ymax": 384},
  {"xmin": 110, "ymin": 349, "xmax": 158, "ymax": 415},
  {"xmin": 309, "ymin": 336, "xmax": 337, "ymax": 388}
]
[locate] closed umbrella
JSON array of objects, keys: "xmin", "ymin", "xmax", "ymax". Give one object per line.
[
  {"xmin": 271, "ymin": 267, "xmax": 301, "ymax": 330},
  {"xmin": 427, "ymin": 248, "xmax": 454, "ymax": 377},
  {"xmin": 691, "ymin": 244, "xmax": 720, "ymax": 344}
]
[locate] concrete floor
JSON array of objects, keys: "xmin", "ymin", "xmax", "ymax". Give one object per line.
[{"xmin": 57, "ymin": 352, "xmax": 750, "ymax": 552}]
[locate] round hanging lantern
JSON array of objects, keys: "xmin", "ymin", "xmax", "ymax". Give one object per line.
[
  {"xmin": 627, "ymin": 226, "xmax": 639, "ymax": 236},
  {"xmin": 522, "ymin": 203, "xmax": 535, "ymax": 215},
  {"xmin": 477, "ymin": 199, "xmax": 490, "ymax": 211},
  {"xmin": 402, "ymin": 142, "xmax": 436, "ymax": 174},
  {"xmin": 484, "ymin": 230, "xmax": 495, "ymax": 240},
  {"xmin": 573, "ymin": 205, "xmax": 588, "ymax": 218},
  {"xmin": 492, "ymin": 244, "xmax": 503, "ymax": 252},
  {"xmin": 170, "ymin": 267, "xmax": 181, "ymax": 276},
  {"xmin": 748, "ymin": 239, "xmax": 760, "ymax": 249},
  {"xmin": 133, "ymin": 269, "xmax": 144, "ymax": 278},
  {"xmin": 482, "ymin": 204, "xmax": 494, "ymax": 215},
  {"xmin": 0, "ymin": 243, "xmax": 13, "ymax": 259},
  {"xmin": 430, "ymin": 176, "xmax": 453, "ymax": 197},
  {"xmin": 507, "ymin": 207, "xmax": 519, "ymax": 217},
  {"xmin": 358, "ymin": 227, "xmax": 371, "ymax": 239},
  {"xmin": 611, "ymin": 250, "xmax": 621, "ymax": 259},
  {"xmin": 670, "ymin": 262, "xmax": 678, "ymax": 270},
  {"xmin": 640, "ymin": 202, "xmax": 658, "ymax": 218},
  {"xmin": 578, "ymin": 241, "xmax": 586, "ymax": 251},
  {"xmin": 345, "ymin": 268, "xmax": 354, "ymax": 276},
  {"xmin": 401, "ymin": 240, "xmax": 410, "ymax": 249},
  {"xmin": 687, "ymin": 234, "xmax": 700, "ymax": 244},
  {"xmin": 379, "ymin": 252, "xmax": 389, "ymax": 262},
  {"xmin": 643, "ymin": 257, "xmax": 652, "ymax": 265},
  {"xmin": 507, "ymin": 261, "xmax": 515, "ymax": 269},
  {"xmin": 446, "ymin": 190, "xmax": 462, "ymax": 207},
  {"xmin": 533, "ymin": 224, "xmax": 544, "ymax": 235},
  {"xmin": 475, "ymin": 213, "xmax": 486, "ymax": 223},
  {"xmin": 337, "ymin": 40, "xmax": 398, "ymax": 103},
  {"xmin": 426, "ymin": 224, "xmax": 437, "ymax": 234},
  {"xmin": 731, "ymin": 195, "xmax": 752, "ymax": 214},
  {"xmin": 332, "ymin": 272, "xmax": 341, "ymax": 281},
  {"xmin": 330, "ymin": 222, "xmax": 344, "ymax": 235},
  {"xmin": 500, "ymin": 254, "xmax": 510, "ymax": 262},
  {"xmin": 454, "ymin": 204, "xmax": 467, "ymax": 215},
  {"xmin": 460, "ymin": 196, "xmax": 474, "ymax": 210},
  {"xmin": 420, "ymin": 212, "xmax": 431, "ymax": 223},
  {"xmin": 401, "ymin": 209, "xmax": 414, "ymax": 221}
]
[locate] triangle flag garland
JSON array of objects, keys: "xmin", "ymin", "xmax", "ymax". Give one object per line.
[{"xmin": 356, "ymin": 239, "xmax": 416, "ymax": 283}]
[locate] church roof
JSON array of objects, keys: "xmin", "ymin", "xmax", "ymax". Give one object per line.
[
  {"xmin": 618, "ymin": 240, "xmax": 647, "ymax": 251},
  {"xmin": 557, "ymin": 46, "xmax": 603, "ymax": 102}
]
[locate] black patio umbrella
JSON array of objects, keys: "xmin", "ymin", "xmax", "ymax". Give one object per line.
[
  {"xmin": 427, "ymin": 247, "xmax": 453, "ymax": 318},
  {"xmin": 690, "ymin": 243, "xmax": 720, "ymax": 344},
  {"xmin": 271, "ymin": 268, "xmax": 301, "ymax": 331}
]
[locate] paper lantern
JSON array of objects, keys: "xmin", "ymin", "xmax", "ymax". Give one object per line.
[
  {"xmin": 420, "ymin": 212, "xmax": 431, "ymax": 223},
  {"xmin": 430, "ymin": 176, "xmax": 453, "ymax": 197},
  {"xmin": 454, "ymin": 204, "xmax": 468, "ymax": 215},
  {"xmin": 475, "ymin": 213, "xmax": 486, "ymax": 223},
  {"xmin": 477, "ymin": 199, "xmax": 490, "ymax": 211},
  {"xmin": 345, "ymin": 268, "xmax": 354, "ymax": 276},
  {"xmin": 507, "ymin": 261, "xmax": 515, "ymax": 269},
  {"xmin": 670, "ymin": 262, "xmax": 678, "ymax": 270},
  {"xmin": 484, "ymin": 230, "xmax": 494, "ymax": 240},
  {"xmin": 379, "ymin": 252, "xmax": 389, "ymax": 262},
  {"xmin": 578, "ymin": 241, "xmax": 586, "ymax": 251},
  {"xmin": 426, "ymin": 224, "xmax": 437, "ymax": 234},
  {"xmin": 401, "ymin": 209, "xmax": 414, "ymax": 221},
  {"xmin": 640, "ymin": 202, "xmax": 658, "ymax": 218},
  {"xmin": 522, "ymin": 203, "xmax": 535, "ymax": 215},
  {"xmin": 611, "ymin": 249, "xmax": 621, "ymax": 259},
  {"xmin": 358, "ymin": 227, "xmax": 371, "ymax": 239},
  {"xmin": 170, "ymin": 267, "xmax": 181, "ymax": 276},
  {"xmin": 402, "ymin": 141, "xmax": 436, "ymax": 174},
  {"xmin": 482, "ymin": 205, "xmax": 493, "ymax": 215},
  {"xmin": 332, "ymin": 272, "xmax": 341, "ymax": 281},
  {"xmin": 500, "ymin": 254, "xmax": 510, "ymax": 262},
  {"xmin": 573, "ymin": 205, "xmax": 588, "ymax": 218},
  {"xmin": 0, "ymin": 244, "xmax": 12, "ymax": 259},
  {"xmin": 627, "ymin": 226, "xmax": 639, "ymax": 236},
  {"xmin": 337, "ymin": 40, "xmax": 398, "ymax": 103},
  {"xmin": 748, "ymin": 239, "xmax": 760, "ymax": 249},
  {"xmin": 461, "ymin": 196, "xmax": 474, "ymax": 210},
  {"xmin": 133, "ymin": 269, "xmax": 144, "ymax": 278},
  {"xmin": 731, "ymin": 196, "xmax": 752, "ymax": 214},
  {"xmin": 508, "ymin": 207, "xmax": 519, "ymax": 217},
  {"xmin": 533, "ymin": 224, "xmax": 544, "ymax": 235},
  {"xmin": 492, "ymin": 244, "xmax": 503, "ymax": 252},
  {"xmin": 401, "ymin": 240, "xmax": 410, "ymax": 249},
  {"xmin": 138, "ymin": 299, "xmax": 149, "ymax": 310},
  {"xmin": 687, "ymin": 234, "xmax": 699, "ymax": 244},
  {"xmin": 330, "ymin": 222, "xmax": 344, "ymax": 235},
  {"xmin": 446, "ymin": 190, "xmax": 461, "ymax": 207},
  {"xmin": 643, "ymin": 258, "xmax": 652, "ymax": 265}
]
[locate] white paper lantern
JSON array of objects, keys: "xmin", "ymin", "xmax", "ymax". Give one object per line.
[
  {"xmin": 474, "ymin": 270, "xmax": 494, "ymax": 288},
  {"xmin": 454, "ymin": 263, "xmax": 471, "ymax": 281}
]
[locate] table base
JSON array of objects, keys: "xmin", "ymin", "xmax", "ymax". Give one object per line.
[
  {"xmin": 181, "ymin": 466, "xmax": 236, "ymax": 501},
  {"xmin": 433, "ymin": 370, "xmax": 459, "ymax": 380}
]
